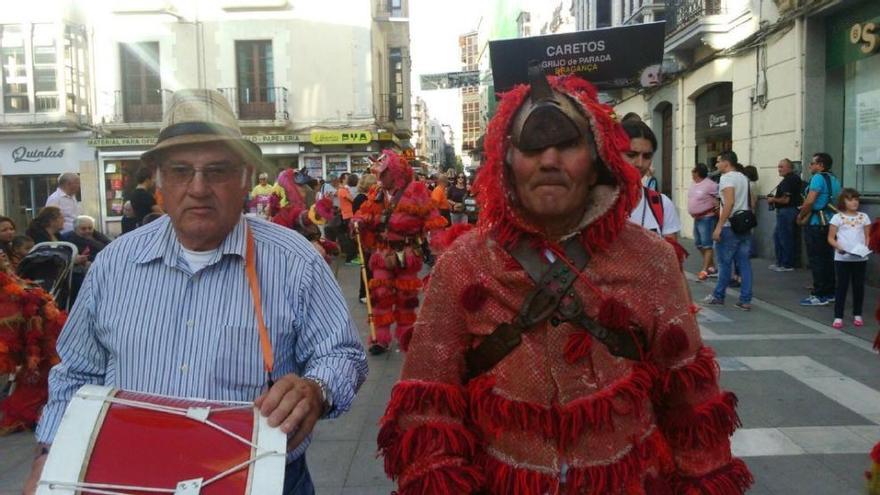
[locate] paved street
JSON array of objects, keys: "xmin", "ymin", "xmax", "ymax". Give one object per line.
[{"xmin": 3, "ymin": 245, "xmax": 880, "ymax": 494}]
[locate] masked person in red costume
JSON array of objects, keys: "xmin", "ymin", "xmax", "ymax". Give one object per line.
[
  {"xmin": 352, "ymin": 150, "xmax": 446, "ymax": 355},
  {"xmin": 377, "ymin": 67, "xmax": 753, "ymax": 494}
]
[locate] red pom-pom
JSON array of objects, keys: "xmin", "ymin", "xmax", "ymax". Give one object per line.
[
  {"xmin": 597, "ymin": 298, "xmax": 631, "ymax": 330},
  {"xmin": 659, "ymin": 325, "xmax": 689, "ymax": 359},
  {"xmin": 563, "ymin": 332, "xmax": 593, "ymax": 364},
  {"xmin": 314, "ymin": 197, "xmax": 334, "ymax": 221},
  {"xmin": 460, "ymin": 283, "xmax": 489, "ymax": 312}
]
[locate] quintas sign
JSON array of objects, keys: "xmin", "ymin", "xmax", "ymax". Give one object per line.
[
  {"xmin": 11, "ymin": 146, "xmax": 65, "ymax": 163},
  {"xmin": 310, "ymin": 130, "xmax": 372, "ymax": 145},
  {"xmin": 489, "ymin": 22, "xmax": 666, "ymax": 93}
]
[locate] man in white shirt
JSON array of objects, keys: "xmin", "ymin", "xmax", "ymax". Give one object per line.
[
  {"xmin": 705, "ymin": 151, "xmax": 753, "ymax": 310},
  {"xmin": 45, "ymin": 173, "xmax": 81, "ymax": 234}
]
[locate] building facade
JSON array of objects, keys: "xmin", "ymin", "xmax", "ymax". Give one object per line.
[
  {"xmin": 459, "ymin": 30, "xmax": 480, "ymax": 155},
  {"xmin": 0, "ymin": 0, "xmax": 413, "ymax": 234}
]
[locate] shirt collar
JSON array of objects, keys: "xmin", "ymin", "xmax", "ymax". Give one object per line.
[{"xmin": 134, "ymin": 215, "xmax": 248, "ymax": 268}]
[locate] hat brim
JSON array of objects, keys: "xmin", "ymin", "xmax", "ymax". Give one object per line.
[{"xmin": 141, "ymin": 134, "xmax": 263, "ymax": 166}]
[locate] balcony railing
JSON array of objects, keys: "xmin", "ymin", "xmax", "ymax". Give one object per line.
[
  {"xmin": 377, "ymin": 92, "xmax": 405, "ymax": 123},
  {"xmin": 218, "ymin": 86, "xmax": 288, "ymax": 121},
  {"xmin": 111, "ymin": 89, "xmax": 174, "ymax": 124},
  {"xmin": 665, "ymin": 0, "xmax": 723, "ymax": 36}
]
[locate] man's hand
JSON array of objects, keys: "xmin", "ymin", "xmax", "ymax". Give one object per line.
[
  {"xmin": 22, "ymin": 453, "xmax": 47, "ymax": 495},
  {"xmin": 254, "ymin": 374, "xmax": 324, "ymax": 451},
  {"xmin": 712, "ymin": 226, "xmax": 722, "ymax": 242}
]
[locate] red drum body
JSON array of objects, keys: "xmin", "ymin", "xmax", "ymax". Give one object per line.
[{"xmin": 38, "ymin": 385, "xmax": 286, "ymax": 495}]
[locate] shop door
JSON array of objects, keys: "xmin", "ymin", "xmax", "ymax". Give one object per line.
[{"xmin": 3, "ymin": 175, "xmax": 57, "ymax": 231}]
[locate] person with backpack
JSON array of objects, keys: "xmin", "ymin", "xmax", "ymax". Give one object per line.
[
  {"xmin": 704, "ymin": 151, "xmax": 754, "ymax": 311},
  {"xmin": 621, "ymin": 116, "xmax": 681, "ymax": 240},
  {"xmin": 797, "ymin": 152, "xmax": 842, "ymax": 306}
]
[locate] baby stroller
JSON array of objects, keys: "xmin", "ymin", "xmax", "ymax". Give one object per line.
[{"xmin": 15, "ymin": 241, "xmax": 78, "ymax": 311}]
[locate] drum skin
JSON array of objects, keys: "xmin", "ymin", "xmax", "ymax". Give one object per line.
[{"xmin": 82, "ymin": 391, "xmax": 254, "ymax": 494}]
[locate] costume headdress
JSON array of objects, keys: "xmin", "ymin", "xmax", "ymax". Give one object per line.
[
  {"xmin": 473, "ymin": 67, "xmax": 641, "ymax": 253},
  {"xmin": 372, "ymin": 150, "xmax": 413, "ymax": 191}
]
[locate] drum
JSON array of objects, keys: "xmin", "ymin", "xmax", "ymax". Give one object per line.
[{"xmin": 37, "ymin": 385, "xmax": 286, "ymax": 495}]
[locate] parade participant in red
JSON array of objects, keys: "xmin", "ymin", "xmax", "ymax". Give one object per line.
[
  {"xmin": 353, "ymin": 150, "xmax": 446, "ymax": 355},
  {"xmin": 377, "ymin": 68, "xmax": 752, "ymax": 494},
  {"xmin": 269, "ymin": 169, "xmax": 339, "ymax": 263},
  {"xmin": 0, "ymin": 270, "xmax": 66, "ymax": 435}
]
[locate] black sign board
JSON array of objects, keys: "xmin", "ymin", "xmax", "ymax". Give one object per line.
[{"xmin": 489, "ymin": 22, "xmax": 666, "ymax": 94}]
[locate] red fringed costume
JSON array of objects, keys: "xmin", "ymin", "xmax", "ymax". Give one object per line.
[
  {"xmin": 377, "ymin": 75, "xmax": 752, "ymax": 494},
  {"xmin": 354, "ymin": 150, "xmax": 446, "ymax": 352},
  {"xmin": 0, "ymin": 271, "xmax": 66, "ymax": 434},
  {"xmin": 269, "ymin": 169, "xmax": 339, "ymax": 264}
]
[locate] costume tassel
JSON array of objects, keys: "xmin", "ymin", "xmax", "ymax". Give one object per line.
[
  {"xmin": 672, "ymin": 458, "xmax": 754, "ymax": 495},
  {"xmin": 657, "ymin": 392, "xmax": 741, "ymax": 449}
]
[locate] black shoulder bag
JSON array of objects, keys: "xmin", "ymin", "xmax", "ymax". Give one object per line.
[{"xmin": 729, "ymin": 179, "xmax": 757, "ymax": 234}]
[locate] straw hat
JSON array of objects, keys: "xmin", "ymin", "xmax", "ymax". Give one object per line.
[{"xmin": 140, "ymin": 89, "xmax": 262, "ymax": 166}]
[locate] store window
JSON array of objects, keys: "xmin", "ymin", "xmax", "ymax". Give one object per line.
[
  {"xmin": 351, "ymin": 155, "xmax": 372, "ymax": 174},
  {"xmin": 104, "ymin": 160, "xmax": 140, "ymax": 216},
  {"xmin": 302, "ymin": 155, "xmax": 323, "ymax": 180},
  {"xmin": 827, "ymin": 1, "xmax": 880, "ymax": 195},
  {"xmin": 1, "ymin": 24, "xmax": 28, "ymax": 113},
  {"xmin": 694, "ymin": 83, "xmax": 732, "ymax": 169},
  {"xmin": 64, "ymin": 24, "xmax": 89, "ymax": 116},
  {"xmin": 327, "ymin": 155, "xmax": 350, "ymax": 176}
]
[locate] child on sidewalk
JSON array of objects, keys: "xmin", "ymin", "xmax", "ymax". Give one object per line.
[{"xmin": 827, "ymin": 188, "xmax": 871, "ymax": 329}]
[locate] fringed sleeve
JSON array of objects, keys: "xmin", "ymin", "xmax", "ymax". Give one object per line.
[
  {"xmin": 648, "ymin": 251, "xmax": 753, "ymax": 494},
  {"xmin": 377, "ymin": 251, "xmax": 483, "ymax": 494}
]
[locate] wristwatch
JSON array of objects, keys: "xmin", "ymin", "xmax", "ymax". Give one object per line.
[{"xmin": 304, "ymin": 377, "xmax": 333, "ymax": 415}]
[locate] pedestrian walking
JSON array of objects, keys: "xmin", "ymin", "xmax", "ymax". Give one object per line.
[
  {"xmin": 798, "ymin": 152, "xmax": 842, "ymax": 306},
  {"xmin": 827, "ymin": 188, "xmax": 871, "ymax": 329},
  {"xmin": 767, "ymin": 158, "xmax": 803, "ymax": 271},
  {"xmin": 447, "ymin": 173, "xmax": 469, "ymax": 224},
  {"xmin": 704, "ymin": 151, "xmax": 754, "ymax": 311},
  {"xmin": 23, "ymin": 89, "xmax": 368, "ymax": 494},
  {"xmin": 687, "ymin": 163, "xmax": 719, "ymax": 279},
  {"xmin": 45, "ymin": 173, "xmax": 81, "ymax": 234}
]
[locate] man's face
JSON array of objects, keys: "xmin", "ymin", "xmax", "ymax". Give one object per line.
[
  {"xmin": 509, "ymin": 138, "xmax": 597, "ymax": 228},
  {"xmin": 75, "ymin": 221, "xmax": 94, "ymax": 238},
  {"xmin": 259, "ymin": 176, "xmax": 268, "ymax": 185},
  {"xmin": 777, "ymin": 160, "xmax": 791, "ymax": 177},
  {"xmin": 158, "ymin": 142, "xmax": 251, "ymax": 250},
  {"xmin": 622, "ymin": 138, "xmax": 654, "ymax": 177},
  {"xmin": 717, "ymin": 158, "xmax": 733, "ymax": 173},
  {"xmin": 809, "ymin": 156, "xmax": 823, "ymax": 174},
  {"xmin": 64, "ymin": 177, "xmax": 81, "ymax": 195}
]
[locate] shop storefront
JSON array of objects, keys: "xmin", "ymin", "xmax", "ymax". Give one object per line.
[
  {"xmin": 694, "ymin": 83, "xmax": 733, "ymax": 169},
  {"xmin": 825, "ymin": 0, "xmax": 880, "ymax": 195},
  {"xmin": 0, "ymin": 133, "xmax": 96, "ymax": 231},
  {"xmin": 298, "ymin": 129, "xmax": 396, "ymax": 179}
]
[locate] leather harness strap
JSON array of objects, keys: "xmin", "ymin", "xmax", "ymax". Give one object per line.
[{"xmin": 463, "ymin": 238, "xmax": 647, "ymax": 382}]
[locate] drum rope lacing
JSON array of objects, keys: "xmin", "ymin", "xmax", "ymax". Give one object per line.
[{"xmin": 40, "ymin": 395, "xmax": 286, "ymax": 495}]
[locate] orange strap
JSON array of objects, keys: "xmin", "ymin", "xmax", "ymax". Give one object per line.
[{"xmin": 245, "ymin": 227, "xmax": 274, "ymax": 375}]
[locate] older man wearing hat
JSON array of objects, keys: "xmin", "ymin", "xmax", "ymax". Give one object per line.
[{"xmin": 24, "ymin": 89, "xmax": 368, "ymax": 495}]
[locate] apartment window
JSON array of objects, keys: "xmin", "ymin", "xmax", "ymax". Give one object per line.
[
  {"xmin": 120, "ymin": 42, "xmax": 161, "ymax": 122},
  {"xmin": 32, "ymin": 24, "xmax": 57, "ymax": 112},
  {"xmin": 596, "ymin": 0, "xmax": 612, "ymax": 28},
  {"xmin": 389, "ymin": 0, "xmax": 402, "ymax": 17},
  {"xmin": 235, "ymin": 40, "xmax": 274, "ymax": 119},
  {"xmin": 64, "ymin": 25, "xmax": 89, "ymax": 116},
  {"xmin": 389, "ymin": 48, "xmax": 404, "ymax": 121},
  {"xmin": 1, "ymin": 25, "xmax": 28, "ymax": 112}
]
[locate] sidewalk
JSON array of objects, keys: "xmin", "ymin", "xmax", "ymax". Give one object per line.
[{"xmin": 681, "ymin": 238, "xmax": 878, "ymax": 344}]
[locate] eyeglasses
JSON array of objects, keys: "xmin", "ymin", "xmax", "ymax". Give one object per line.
[{"xmin": 160, "ymin": 163, "xmax": 244, "ymax": 185}]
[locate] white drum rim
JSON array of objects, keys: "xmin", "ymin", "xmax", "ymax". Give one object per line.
[
  {"xmin": 37, "ymin": 384, "xmax": 115, "ymax": 495},
  {"xmin": 246, "ymin": 409, "xmax": 287, "ymax": 495}
]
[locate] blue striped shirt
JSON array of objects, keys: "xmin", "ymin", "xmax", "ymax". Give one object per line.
[{"xmin": 36, "ymin": 215, "xmax": 368, "ymax": 460}]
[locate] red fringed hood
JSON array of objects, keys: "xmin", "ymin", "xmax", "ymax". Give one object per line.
[
  {"xmin": 373, "ymin": 149, "xmax": 413, "ymax": 192},
  {"xmin": 473, "ymin": 75, "xmax": 641, "ymax": 253}
]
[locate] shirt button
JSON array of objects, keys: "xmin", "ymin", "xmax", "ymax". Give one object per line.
[
  {"xmin": 186, "ymin": 320, "xmax": 194, "ymax": 328},
  {"xmin": 180, "ymin": 364, "xmax": 188, "ymax": 373}
]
